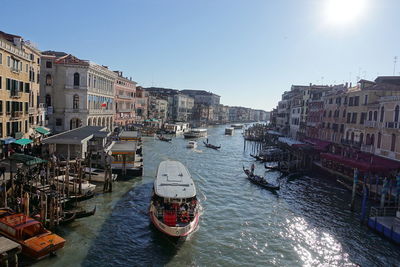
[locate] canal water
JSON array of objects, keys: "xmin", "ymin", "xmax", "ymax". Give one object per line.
[{"xmin": 35, "ymin": 125, "xmax": 400, "ymax": 266}]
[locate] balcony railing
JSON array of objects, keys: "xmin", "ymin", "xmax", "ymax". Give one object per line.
[
  {"xmin": 10, "ymin": 111, "xmax": 23, "ymax": 119},
  {"xmin": 361, "ymin": 144, "xmax": 375, "ymax": 154},
  {"xmin": 10, "ymin": 90, "xmax": 22, "ymax": 98},
  {"xmin": 340, "ymin": 138, "xmax": 362, "ymax": 148},
  {"xmin": 118, "ymin": 94, "xmax": 133, "ymax": 100},
  {"xmin": 364, "ymin": 120, "xmax": 377, "ymax": 128},
  {"xmin": 11, "ymin": 67, "xmax": 20, "ymax": 73},
  {"xmin": 385, "ymin": 122, "xmax": 400, "ymax": 129}
]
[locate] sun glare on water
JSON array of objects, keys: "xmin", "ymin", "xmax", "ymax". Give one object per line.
[{"xmin": 324, "ymin": 0, "xmax": 367, "ymax": 26}]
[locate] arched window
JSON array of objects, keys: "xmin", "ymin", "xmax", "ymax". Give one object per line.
[
  {"xmin": 328, "ymin": 110, "xmax": 332, "ymax": 117},
  {"xmin": 395, "ymin": 105, "xmax": 399, "ymax": 122},
  {"xmin": 346, "ymin": 131, "xmax": 349, "ymax": 140},
  {"xmin": 46, "ymin": 94, "xmax": 51, "ymax": 107},
  {"xmin": 377, "ymin": 132, "xmax": 381, "ymax": 149},
  {"xmin": 73, "ymin": 72, "xmax": 80, "ymax": 86},
  {"xmin": 380, "ymin": 106, "xmax": 384, "ymax": 122},
  {"xmin": 73, "ymin": 94, "xmax": 79, "ymax": 109},
  {"xmin": 368, "ymin": 111, "xmax": 372, "ymax": 121},
  {"xmin": 46, "ymin": 74, "xmax": 52, "ymax": 86},
  {"xmin": 374, "ymin": 111, "xmax": 378, "ymax": 121},
  {"xmin": 351, "ymin": 132, "xmax": 354, "ymax": 142},
  {"xmin": 371, "ymin": 134, "xmax": 375, "ymax": 146},
  {"xmin": 366, "ymin": 134, "xmax": 370, "ymax": 145},
  {"xmin": 360, "ymin": 133, "xmax": 364, "ymax": 144},
  {"xmin": 391, "ymin": 133, "xmax": 396, "ymax": 152}
]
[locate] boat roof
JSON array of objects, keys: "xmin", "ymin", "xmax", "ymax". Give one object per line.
[
  {"xmin": 119, "ymin": 131, "xmax": 140, "ymax": 138},
  {"xmin": 0, "ymin": 213, "xmax": 40, "ymax": 230},
  {"xmin": 154, "ymin": 160, "xmax": 196, "ymax": 198},
  {"xmin": 226, "ymin": 127, "xmax": 234, "ymax": 130},
  {"xmin": 109, "ymin": 141, "xmax": 137, "ymax": 152},
  {"xmin": 190, "ymin": 128, "xmax": 207, "ymax": 132}
]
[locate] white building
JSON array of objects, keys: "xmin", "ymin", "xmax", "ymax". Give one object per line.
[{"xmin": 40, "ymin": 52, "xmax": 116, "ymax": 132}]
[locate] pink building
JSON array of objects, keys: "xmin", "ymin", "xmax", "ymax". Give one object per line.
[{"xmin": 114, "ymin": 71, "xmax": 136, "ymax": 127}]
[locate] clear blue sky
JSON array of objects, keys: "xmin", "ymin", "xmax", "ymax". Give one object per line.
[{"xmin": 3, "ymin": 0, "xmax": 400, "ymax": 111}]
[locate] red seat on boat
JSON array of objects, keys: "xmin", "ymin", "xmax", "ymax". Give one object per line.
[{"xmin": 163, "ymin": 211, "xmax": 177, "ymax": 226}]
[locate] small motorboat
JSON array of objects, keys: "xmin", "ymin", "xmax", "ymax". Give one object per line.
[
  {"xmin": 187, "ymin": 141, "xmax": 197, "ymax": 149},
  {"xmin": 203, "ymin": 141, "xmax": 221, "ymax": 150},
  {"xmin": 243, "ymin": 167, "xmax": 280, "ymax": 191},
  {"xmin": 157, "ymin": 135, "xmax": 172, "ymax": 142}
]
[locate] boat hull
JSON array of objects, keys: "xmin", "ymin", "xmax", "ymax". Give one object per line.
[{"xmin": 149, "ymin": 209, "xmax": 200, "ymax": 237}]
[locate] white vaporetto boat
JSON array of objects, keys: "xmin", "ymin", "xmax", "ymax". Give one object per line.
[
  {"xmin": 186, "ymin": 141, "xmax": 197, "ymax": 149},
  {"xmin": 149, "ymin": 160, "xmax": 200, "ymax": 237},
  {"xmin": 225, "ymin": 127, "xmax": 234, "ymax": 135}
]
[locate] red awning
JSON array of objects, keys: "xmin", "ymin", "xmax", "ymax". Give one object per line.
[
  {"xmin": 303, "ymin": 138, "xmax": 331, "ymax": 151},
  {"xmin": 321, "ymin": 152, "xmax": 400, "ymax": 173}
]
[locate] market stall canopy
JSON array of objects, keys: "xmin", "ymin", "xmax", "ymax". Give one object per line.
[
  {"xmin": 35, "ymin": 127, "xmax": 50, "ymax": 135},
  {"xmin": 14, "ymin": 139, "xmax": 33, "ymax": 146},
  {"xmin": 8, "ymin": 153, "xmax": 47, "ymax": 166}
]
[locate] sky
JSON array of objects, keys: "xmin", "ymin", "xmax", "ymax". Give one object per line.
[{"xmin": 2, "ymin": 0, "xmax": 400, "ymax": 111}]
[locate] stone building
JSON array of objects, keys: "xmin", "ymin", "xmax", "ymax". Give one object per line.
[
  {"xmin": 135, "ymin": 87, "xmax": 148, "ymax": 122},
  {"xmin": 180, "ymin": 90, "xmax": 220, "ymax": 106},
  {"xmin": 114, "ymin": 71, "xmax": 136, "ymax": 127},
  {"xmin": 40, "ymin": 52, "xmax": 116, "ymax": 132},
  {"xmin": 0, "ymin": 31, "xmax": 38, "ymax": 139},
  {"xmin": 173, "ymin": 93, "xmax": 194, "ymax": 122},
  {"xmin": 148, "ymin": 95, "xmax": 168, "ymax": 125}
]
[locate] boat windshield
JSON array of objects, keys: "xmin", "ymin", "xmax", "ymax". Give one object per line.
[{"xmin": 22, "ymin": 223, "xmax": 47, "ymax": 240}]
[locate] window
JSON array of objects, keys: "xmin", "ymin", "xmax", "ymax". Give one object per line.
[
  {"xmin": 0, "ymin": 53, "xmax": 2, "ymax": 64},
  {"xmin": 351, "ymin": 113, "xmax": 358, "ymax": 124},
  {"xmin": 374, "ymin": 111, "xmax": 378, "ymax": 121},
  {"xmin": 24, "ymin": 83, "xmax": 30, "ymax": 93},
  {"xmin": 328, "ymin": 110, "xmax": 332, "ymax": 117},
  {"xmin": 371, "ymin": 134, "xmax": 375, "ymax": 146},
  {"xmin": 364, "ymin": 95, "xmax": 368, "ymax": 105},
  {"xmin": 46, "ymin": 74, "xmax": 52, "ymax": 86},
  {"xmin": 73, "ymin": 73, "xmax": 80, "ymax": 86},
  {"xmin": 360, "ymin": 112, "xmax": 366, "ymax": 124},
  {"xmin": 342, "ymin": 109, "xmax": 346, "ymax": 118},
  {"xmin": 340, "ymin": 124, "xmax": 344, "ymax": 133},
  {"xmin": 0, "ymin": 101, "xmax": 2, "ymax": 115},
  {"xmin": 395, "ymin": 105, "xmax": 399, "ymax": 122},
  {"xmin": 73, "ymin": 94, "xmax": 79, "ymax": 109},
  {"xmin": 391, "ymin": 134, "xmax": 396, "ymax": 152},
  {"xmin": 7, "ymin": 56, "xmax": 10, "ymax": 67},
  {"xmin": 368, "ymin": 111, "xmax": 372, "ymax": 121},
  {"xmin": 25, "ymin": 103, "xmax": 28, "ymax": 114},
  {"xmin": 349, "ymin": 97, "xmax": 354, "ymax": 106},
  {"xmin": 46, "ymin": 61, "xmax": 52, "ymax": 68},
  {"xmin": 0, "ymin": 76, "xmax": 1, "ymax": 89},
  {"xmin": 347, "ymin": 113, "xmax": 351, "ymax": 123},
  {"xmin": 360, "ymin": 133, "xmax": 364, "ymax": 144},
  {"xmin": 45, "ymin": 94, "xmax": 51, "ymax": 107},
  {"xmin": 377, "ymin": 132, "xmax": 381, "ymax": 149},
  {"xmin": 354, "ymin": 96, "xmax": 360, "ymax": 106},
  {"xmin": 380, "ymin": 106, "xmax": 384, "ymax": 122}
]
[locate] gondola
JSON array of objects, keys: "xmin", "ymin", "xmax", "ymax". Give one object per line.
[
  {"xmin": 242, "ymin": 167, "xmax": 280, "ymax": 191},
  {"xmin": 65, "ymin": 206, "xmax": 96, "ymax": 220},
  {"xmin": 157, "ymin": 135, "xmax": 172, "ymax": 142},
  {"xmin": 203, "ymin": 141, "xmax": 221, "ymax": 150},
  {"xmin": 250, "ymin": 154, "xmax": 265, "ymax": 161}
]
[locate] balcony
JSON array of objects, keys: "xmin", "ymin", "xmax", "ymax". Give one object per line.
[
  {"xmin": 28, "ymin": 107, "xmax": 35, "ymax": 114},
  {"xmin": 118, "ymin": 94, "xmax": 133, "ymax": 100},
  {"xmin": 10, "ymin": 90, "xmax": 22, "ymax": 98},
  {"xmin": 385, "ymin": 122, "xmax": 400, "ymax": 129},
  {"xmin": 117, "ymin": 108, "xmax": 132, "ymax": 113},
  {"xmin": 361, "ymin": 144, "xmax": 375, "ymax": 154},
  {"xmin": 340, "ymin": 138, "xmax": 362, "ymax": 149},
  {"xmin": 10, "ymin": 111, "xmax": 23, "ymax": 120},
  {"xmin": 11, "ymin": 67, "xmax": 20, "ymax": 73},
  {"xmin": 364, "ymin": 120, "xmax": 377, "ymax": 128}
]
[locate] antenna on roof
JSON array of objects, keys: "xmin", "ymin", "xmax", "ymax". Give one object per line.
[{"xmin": 394, "ymin": 56, "xmax": 397, "ymax": 75}]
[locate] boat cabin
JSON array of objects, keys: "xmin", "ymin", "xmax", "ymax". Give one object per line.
[
  {"xmin": 107, "ymin": 141, "xmax": 142, "ymax": 176},
  {"xmin": 119, "ymin": 131, "xmax": 141, "ymax": 142}
]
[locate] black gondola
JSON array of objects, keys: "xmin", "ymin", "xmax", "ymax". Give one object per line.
[
  {"xmin": 242, "ymin": 167, "xmax": 280, "ymax": 191},
  {"xmin": 157, "ymin": 135, "xmax": 172, "ymax": 142},
  {"xmin": 250, "ymin": 154, "xmax": 265, "ymax": 161},
  {"xmin": 203, "ymin": 141, "xmax": 221, "ymax": 150}
]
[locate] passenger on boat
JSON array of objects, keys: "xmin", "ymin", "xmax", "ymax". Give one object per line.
[{"xmin": 251, "ymin": 163, "xmax": 255, "ymax": 175}]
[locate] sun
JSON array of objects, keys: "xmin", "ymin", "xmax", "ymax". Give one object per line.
[{"xmin": 324, "ymin": 0, "xmax": 367, "ymax": 26}]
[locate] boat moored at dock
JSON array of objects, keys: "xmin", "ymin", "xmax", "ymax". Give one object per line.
[
  {"xmin": 149, "ymin": 160, "xmax": 200, "ymax": 237},
  {"xmin": 0, "ymin": 209, "xmax": 66, "ymax": 260},
  {"xmin": 183, "ymin": 128, "xmax": 207, "ymax": 139}
]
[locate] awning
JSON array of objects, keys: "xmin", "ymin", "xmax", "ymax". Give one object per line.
[
  {"xmin": 35, "ymin": 127, "xmax": 50, "ymax": 135},
  {"xmin": 14, "ymin": 139, "xmax": 33, "ymax": 146},
  {"xmin": 8, "ymin": 153, "xmax": 47, "ymax": 166},
  {"xmin": 0, "ymin": 137, "xmax": 16, "ymax": 145}
]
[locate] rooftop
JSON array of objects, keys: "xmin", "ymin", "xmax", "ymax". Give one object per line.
[
  {"xmin": 109, "ymin": 141, "xmax": 137, "ymax": 152},
  {"xmin": 43, "ymin": 126, "xmax": 108, "ymax": 145}
]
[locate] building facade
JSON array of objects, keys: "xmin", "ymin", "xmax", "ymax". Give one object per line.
[
  {"xmin": 114, "ymin": 71, "xmax": 136, "ymax": 127},
  {"xmin": 40, "ymin": 52, "xmax": 116, "ymax": 132},
  {"xmin": 0, "ymin": 31, "xmax": 35, "ymax": 139}
]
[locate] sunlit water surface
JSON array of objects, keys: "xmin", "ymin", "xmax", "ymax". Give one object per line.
[{"xmin": 34, "ymin": 125, "xmax": 400, "ymax": 266}]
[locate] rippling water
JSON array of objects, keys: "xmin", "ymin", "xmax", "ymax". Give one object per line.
[{"xmin": 35, "ymin": 125, "xmax": 400, "ymax": 266}]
